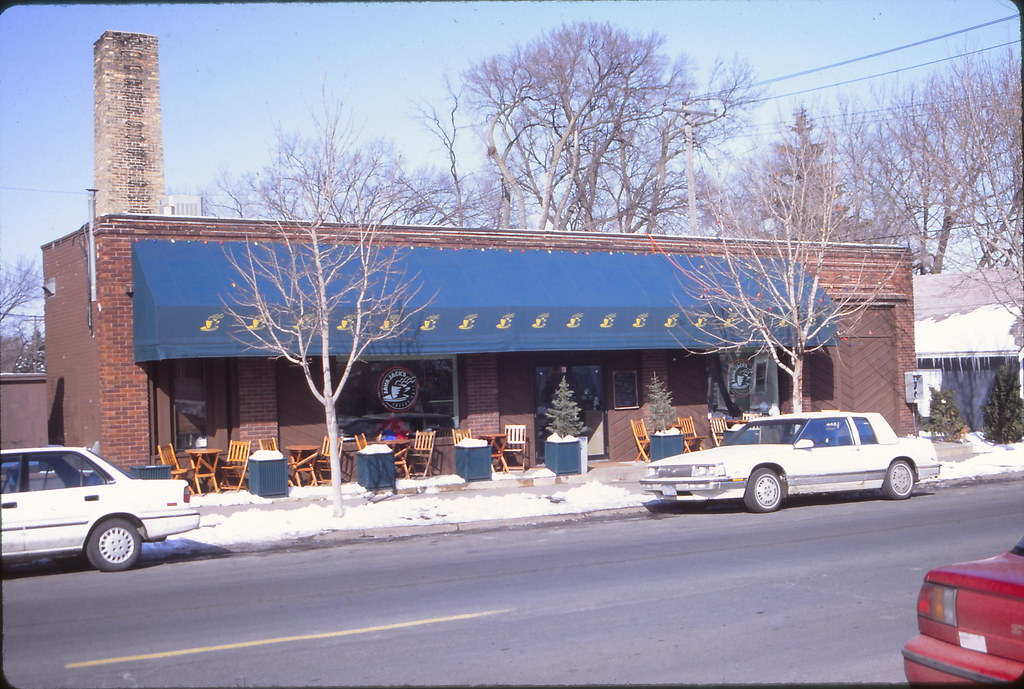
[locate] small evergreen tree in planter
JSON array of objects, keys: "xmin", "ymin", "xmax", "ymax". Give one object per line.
[
  {"xmin": 982, "ymin": 366, "xmax": 1024, "ymax": 444},
  {"xmin": 544, "ymin": 376, "xmax": 584, "ymax": 474},
  {"xmin": 646, "ymin": 373, "xmax": 684, "ymax": 460},
  {"xmin": 925, "ymin": 386, "xmax": 967, "ymax": 441}
]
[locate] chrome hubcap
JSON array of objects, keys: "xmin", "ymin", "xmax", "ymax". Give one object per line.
[
  {"xmin": 891, "ymin": 464, "xmax": 913, "ymax": 495},
  {"xmin": 755, "ymin": 476, "xmax": 780, "ymax": 507},
  {"xmin": 98, "ymin": 527, "xmax": 135, "ymax": 563}
]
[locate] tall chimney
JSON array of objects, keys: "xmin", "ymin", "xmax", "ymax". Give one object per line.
[{"xmin": 93, "ymin": 31, "xmax": 165, "ymax": 216}]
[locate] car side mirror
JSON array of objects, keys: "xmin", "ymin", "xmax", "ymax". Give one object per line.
[{"xmin": 794, "ymin": 438, "xmax": 814, "ymax": 450}]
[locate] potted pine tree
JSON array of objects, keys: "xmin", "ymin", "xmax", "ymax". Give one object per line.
[
  {"xmin": 646, "ymin": 373, "xmax": 684, "ymax": 460},
  {"xmin": 544, "ymin": 376, "xmax": 584, "ymax": 475}
]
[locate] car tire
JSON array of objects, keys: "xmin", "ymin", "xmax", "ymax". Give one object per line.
[
  {"xmin": 882, "ymin": 459, "xmax": 914, "ymax": 500},
  {"xmin": 744, "ymin": 468, "xmax": 783, "ymax": 512},
  {"xmin": 85, "ymin": 518, "xmax": 141, "ymax": 572}
]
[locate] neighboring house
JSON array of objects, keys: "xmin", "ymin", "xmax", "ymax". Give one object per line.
[
  {"xmin": 914, "ymin": 268, "xmax": 1024, "ymax": 431},
  {"xmin": 0, "ymin": 373, "xmax": 48, "ymax": 448}
]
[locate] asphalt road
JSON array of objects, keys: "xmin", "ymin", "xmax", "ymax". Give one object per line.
[{"xmin": 3, "ymin": 479, "xmax": 1022, "ymax": 687}]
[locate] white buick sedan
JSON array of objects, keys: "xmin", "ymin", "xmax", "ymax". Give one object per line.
[
  {"xmin": 2, "ymin": 447, "xmax": 200, "ymax": 571},
  {"xmin": 640, "ymin": 412, "xmax": 940, "ymax": 513}
]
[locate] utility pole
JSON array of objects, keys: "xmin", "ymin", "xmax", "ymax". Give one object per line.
[{"xmin": 684, "ymin": 108, "xmax": 715, "ymax": 236}]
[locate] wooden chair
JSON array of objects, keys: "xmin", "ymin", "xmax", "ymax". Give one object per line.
[
  {"xmin": 404, "ymin": 430, "xmax": 436, "ymax": 478},
  {"xmin": 708, "ymin": 417, "xmax": 729, "ymax": 447},
  {"xmin": 314, "ymin": 435, "xmax": 344, "ymax": 485},
  {"xmin": 392, "ymin": 442, "xmax": 411, "ymax": 480},
  {"xmin": 218, "ymin": 439, "xmax": 252, "ymax": 491},
  {"xmin": 675, "ymin": 416, "xmax": 705, "ymax": 453},
  {"xmin": 452, "ymin": 428, "xmax": 473, "ymax": 444},
  {"xmin": 289, "ymin": 441, "xmax": 319, "ymax": 487},
  {"xmin": 258, "ymin": 437, "xmax": 278, "ymax": 452},
  {"xmin": 630, "ymin": 418, "xmax": 650, "ymax": 462},
  {"xmin": 501, "ymin": 424, "xmax": 527, "ymax": 471},
  {"xmin": 157, "ymin": 444, "xmax": 194, "ymax": 486},
  {"xmin": 741, "ymin": 412, "xmax": 765, "ymax": 421}
]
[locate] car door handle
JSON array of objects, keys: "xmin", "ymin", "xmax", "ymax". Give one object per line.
[
  {"xmin": 84, "ymin": 495, "xmax": 100, "ymax": 502},
  {"xmin": 1, "ymin": 502, "xmax": 16, "ymax": 509}
]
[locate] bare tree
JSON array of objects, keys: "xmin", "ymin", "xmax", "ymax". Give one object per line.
[
  {"xmin": 838, "ymin": 48, "xmax": 1020, "ymax": 280},
  {"xmin": 685, "ymin": 113, "xmax": 895, "ymax": 412},
  {"xmin": 0, "ymin": 257, "xmax": 44, "ymax": 373},
  {"xmin": 218, "ymin": 101, "xmax": 426, "ymax": 517},
  {"xmin": 462, "ymin": 22, "xmax": 761, "ymax": 233}
]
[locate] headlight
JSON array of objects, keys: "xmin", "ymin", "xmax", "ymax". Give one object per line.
[
  {"xmin": 691, "ymin": 464, "xmax": 725, "ymax": 477},
  {"xmin": 645, "ymin": 467, "xmax": 658, "ymax": 478}
]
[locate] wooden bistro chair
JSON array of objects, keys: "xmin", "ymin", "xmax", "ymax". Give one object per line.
[
  {"xmin": 218, "ymin": 439, "xmax": 252, "ymax": 491},
  {"xmin": 289, "ymin": 441, "xmax": 319, "ymax": 487},
  {"xmin": 675, "ymin": 416, "xmax": 705, "ymax": 453},
  {"xmin": 630, "ymin": 418, "xmax": 651, "ymax": 462},
  {"xmin": 404, "ymin": 430, "xmax": 436, "ymax": 478},
  {"xmin": 157, "ymin": 444, "xmax": 194, "ymax": 487},
  {"xmin": 314, "ymin": 435, "xmax": 345, "ymax": 485},
  {"xmin": 258, "ymin": 437, "xmax": 279, "ymax": 452},
  {"xmin": 501, "ymin": 424, "xmax": 528, "ymax": 472},
  {"xmin": 708, "ymin": 416, "xmax": 729, "ymax": 447},
  {"xmin": 451, "ymin": 428, "xmax": 473, "ymax": 444}
]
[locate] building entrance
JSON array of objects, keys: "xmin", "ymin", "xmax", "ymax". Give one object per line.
[{"xmin": 534, "ymin": 365, "xmax": 606, "ymax": 463}]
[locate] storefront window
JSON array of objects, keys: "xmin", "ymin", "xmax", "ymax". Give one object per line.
[
  {"xmin": 174, "ymin": 360, "xmax": 207, "ymax": 448},
  {"xmin": 707, "ymin": 351, "xmax": 779, "ymax": 417},
  {"xmin": 336, "ymin": 358, "xmax": 455, "ymax": 438}
]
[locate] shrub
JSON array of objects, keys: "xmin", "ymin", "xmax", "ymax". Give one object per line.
[
  {"xmin": 924, "ymin": 386, "xmax": 966, "ymax": 441},
  {"xmin": 545, "ymin": 376, "xmax": 583, "ymax": 438},
  {"xmin": 982, "ymin": 366, "xmax": 1024, "ymax": 444},
  {"xmin": 645, "ymin": 372, "xmax": 676, "ymax": 433}
]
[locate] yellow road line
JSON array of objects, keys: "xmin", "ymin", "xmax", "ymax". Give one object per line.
[{"xmin": 66, "ymin": 608, "xmax": 512, "ymax": 669}]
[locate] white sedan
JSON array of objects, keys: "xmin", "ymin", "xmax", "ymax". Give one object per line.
[
  {"xmin": 1, "ymin": 447, "xmax": 200, "ymax": 571},
  {"xmin": 640, "ymin": 412, "xmax": 940, "ymax": 513}
]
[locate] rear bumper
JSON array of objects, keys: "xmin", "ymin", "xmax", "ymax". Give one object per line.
[
  {"xmin": 902, "ymin": 634, "xmax": 1024, "ymax": 684},
  {"xmin": 140, "ymin": 511, "xmax": 201, "ymax": 541}
]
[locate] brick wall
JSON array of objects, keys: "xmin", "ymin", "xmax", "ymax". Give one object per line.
[
  {"xmin": 237, "ymin": 357, "xmax": 279, "ymax": 443},
  {"xmin": 463, "ymin": 353, "xmax": 499, "ymax": 434},
  {"xmin": 94, "ymin": 234, "xmax": 151, "ymax": 465},
  {"xmin": 42, "ymin": 233, "xmax": 101, "ymax": 447}
]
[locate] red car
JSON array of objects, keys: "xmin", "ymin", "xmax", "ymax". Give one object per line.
[{"xmin": 902, "ymin": 536, "xmax": 1024, "ymax": 683}]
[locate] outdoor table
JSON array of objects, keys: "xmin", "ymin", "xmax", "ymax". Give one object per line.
[
  {"xmin": 186, "ymin": 448, "xmax": 221, "ymax": 494},
  {"xmin": 285, "ymin": 445, "xmax": 319, "ymax": 486},
  {"xmin": 477, "ymin": 433, "xmax": 507, "ymax": 472}
]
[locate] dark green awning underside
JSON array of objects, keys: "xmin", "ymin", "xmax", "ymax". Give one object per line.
[{"xmin": 131, "ymin": 239, "xmax": 835, "ymax": 362}]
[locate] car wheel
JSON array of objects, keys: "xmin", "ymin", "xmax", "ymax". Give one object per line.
[
  {"xmin": 744, "ymin": 468, "xmax": 783, "ymax": 512},
  {"xmin": 85, "ymin": 518, "xmax": 141, "ymax": 572},
  {"xmin": 882, "ymin": 460, "xmax": 914, "ymax": 500}
]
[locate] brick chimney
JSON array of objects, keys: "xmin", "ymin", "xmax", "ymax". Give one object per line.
[{"xmin": 93, "ymin": 31, "xmax": 165, "ymax": 216}]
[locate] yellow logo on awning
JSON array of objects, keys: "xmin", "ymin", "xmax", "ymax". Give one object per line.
[{"xmin": 200, "ymin": 314, "xmax": 223, "ymax": 332}]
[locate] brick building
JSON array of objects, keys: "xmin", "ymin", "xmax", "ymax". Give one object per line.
[{"xmin": 42, "ymin": 214, "xmax": 917, "ymax": 471}]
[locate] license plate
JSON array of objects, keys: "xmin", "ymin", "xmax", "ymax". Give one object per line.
[{"xmin": 661, "ymin": 485, "xmax": 677, "ymax": 496}]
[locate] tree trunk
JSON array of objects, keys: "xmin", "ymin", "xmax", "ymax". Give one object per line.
[{"xmin": 789, "ymin": 354, "xmax": 804, "ymax": 413}]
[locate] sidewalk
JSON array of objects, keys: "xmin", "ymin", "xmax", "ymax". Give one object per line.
[{"xmin": 172, "ymin": 439, "xmax": 1023, "ymax": 554}]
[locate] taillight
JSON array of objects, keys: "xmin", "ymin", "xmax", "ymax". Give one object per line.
[
  {"xmin": 183, "ymin": 485, "xmax": 192, "ymax": 504},
  {"xmin": 917, "ymin": 582, "xmax": 957, "ymax": 626}
]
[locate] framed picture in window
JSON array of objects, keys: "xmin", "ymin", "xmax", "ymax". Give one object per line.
[{"xmin": 612, "ymin": 370, "xmax": 639, "ymax": 409}]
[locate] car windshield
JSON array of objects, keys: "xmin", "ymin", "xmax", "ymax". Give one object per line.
[{"xmin": 722, "ymin": 419, "xmax": 806, "ymax": 446}]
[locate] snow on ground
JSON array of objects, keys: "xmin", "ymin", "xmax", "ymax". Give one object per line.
[{"xmin": 149, "ymin": 437, "xmax": 1024, "ymax": 557}]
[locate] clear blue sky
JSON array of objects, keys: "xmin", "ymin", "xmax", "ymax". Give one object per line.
[{"xmin": 1, "ymin": 0, "xmax": 1019, "ymax": 271}]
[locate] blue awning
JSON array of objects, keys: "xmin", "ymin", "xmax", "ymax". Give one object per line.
[{"xmin": 131, "ymin": 239, "xmax": 834, "ymax": 362}]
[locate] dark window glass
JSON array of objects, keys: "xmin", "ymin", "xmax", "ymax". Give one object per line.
[
  {"xmin": 337, "ymin": 359, "xmax": 455, "ymax": 437},
  {"xmin": 798, "ymin": 418, "xmax": 854, "ymax": 447},
  {"xmin": 2, "ymin": 457, "xmax": 22, "ymax": 494},
  {"xmin": 853, "ymin": 417, "xmax": 878, "ymax": 445},
  {"xmin": 724, "ymin": 420, "xmax": 805, "ymax": 446}
]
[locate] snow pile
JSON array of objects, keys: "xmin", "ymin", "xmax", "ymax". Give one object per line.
[{"xmin": 155, "ymin": 481, "xmax": 645, "ymax": 554}]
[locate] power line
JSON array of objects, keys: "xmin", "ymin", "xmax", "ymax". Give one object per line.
[
  {"xmin": 747, "ymin": 14, "xmax": 1019, "ymax": 89},
  {"xmin": 762, "ymin": 41, "xmax": 1019, "ymax": 105}
]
